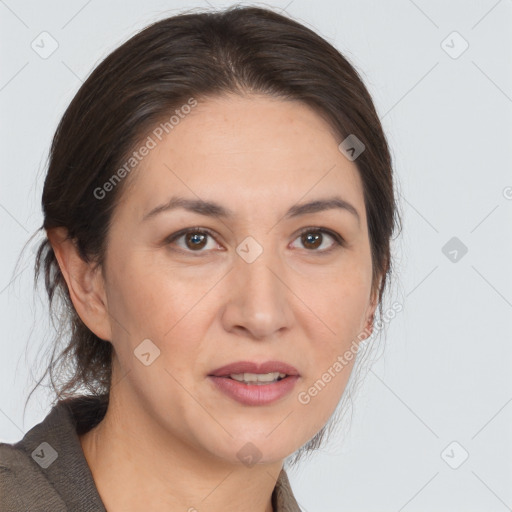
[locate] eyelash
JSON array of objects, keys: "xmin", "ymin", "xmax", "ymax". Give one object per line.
[{"xmin": 164, "ymin": 226, "xmax": 345, "ymax": 256}]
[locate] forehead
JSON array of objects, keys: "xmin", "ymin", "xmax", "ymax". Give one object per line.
[{"xmin": 120, "ymin": 94, "xmax": 365, "ymax": 220}]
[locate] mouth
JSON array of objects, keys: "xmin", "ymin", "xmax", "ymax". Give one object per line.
[
  {"xmin": 208, "ymin": 361, "xmax": 300, "ymax": 406},
  {"xmin": 208, "ymin": 374, "xmax": 300, "ymax": 406},
  {"xmin": 224, "ymin": 371, "xmax": 288, "ymax": 385}
]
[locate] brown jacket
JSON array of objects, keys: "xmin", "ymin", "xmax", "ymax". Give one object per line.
[{"xmin": 0, "ymin": 395, "xmax": 302, "ymax": 511}]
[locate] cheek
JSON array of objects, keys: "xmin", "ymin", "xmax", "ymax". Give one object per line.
[
  {"xmin": 296, "ymin": 349, "xmax": 357, "ymax": 441},
  {"xmin": 306, "ymin": 261, "xmax": 372, "ymax": 337},
  {"xmin": 295, "ymin": 277, "xmax": 367, "ymax": 430},
  {"xmin": 106, "ymin": 248, "xmax": 186, "ymax": 327},
  {"xmin": 105, "ymin": 252, "xmax": 215, "ymax": 362},
  {"xmin": 298, "ymin": 259, "xmax": 371, "ymax": 397}
]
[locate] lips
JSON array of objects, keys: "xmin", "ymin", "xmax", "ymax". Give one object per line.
[
  {"xmin": 208, "ymin": 373, "xmax": 299, "ymax": 406},
  {"xmin": 208, "ymin": 360, "xmax": 300, "ymax": 378}
]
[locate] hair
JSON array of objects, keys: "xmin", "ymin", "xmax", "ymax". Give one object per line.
[{"xmin": 22, "ymin": 4, "xmax": 402, "ymax": 468}]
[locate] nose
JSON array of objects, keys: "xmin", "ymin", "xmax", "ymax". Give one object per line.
[{"xmin": 220, "ymin": 245, "xmax": 293, "ymax": 340}]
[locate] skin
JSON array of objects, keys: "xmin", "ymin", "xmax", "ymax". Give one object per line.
[{"xmin": 48, "ymin": 93, "xmax": 380, "ymax": 512}]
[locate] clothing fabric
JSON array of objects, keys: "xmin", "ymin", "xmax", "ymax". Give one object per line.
[{"xmin": 0, "ymin": 394, "xmax": 301, "ymax": 511}]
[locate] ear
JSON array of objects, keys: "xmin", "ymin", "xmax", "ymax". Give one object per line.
[
  {"xmin": 360, "ymin": 279, "xmax": 381, "ymax": 341},
  {"xmin": 46, "ymin": 227, "xmax": 112, "ymax": 341}
]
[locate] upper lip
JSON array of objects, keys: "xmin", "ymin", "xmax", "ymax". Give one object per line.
[{"xmin": 208, "ymin": 360, "xmax": 300, "ymax": 377}]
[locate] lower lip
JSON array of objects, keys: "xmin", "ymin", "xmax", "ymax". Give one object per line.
[{"xmin": 208, "ymin": 375, "xmax": 300, "ymax": 406}]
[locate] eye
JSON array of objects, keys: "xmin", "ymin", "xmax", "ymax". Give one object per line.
[
  {"xmin": 290, "ymin": 227, "xmax": 344, "ymax": 253},
  {"xmin": 164, "ymin": 227, "xmax": 221, "ymax": 254}
]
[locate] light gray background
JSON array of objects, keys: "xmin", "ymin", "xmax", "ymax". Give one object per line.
[{"xmin": 1, "ymin": 1, "xmax": 511, "ymax": 510}]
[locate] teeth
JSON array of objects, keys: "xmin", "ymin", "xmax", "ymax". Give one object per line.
[{"xmin": 229, "ymin": 372, "xmax": 287, "ymax": 384}]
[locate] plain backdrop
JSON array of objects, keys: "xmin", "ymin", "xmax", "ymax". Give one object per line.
[{"xmin": 1, "ymin": 1, "xmax": 511, "ymax": 511}]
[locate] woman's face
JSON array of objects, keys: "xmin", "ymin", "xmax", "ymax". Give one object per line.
[{"xmin": 96, "ymin": 93, "xmax": 378, "ymax": 464}]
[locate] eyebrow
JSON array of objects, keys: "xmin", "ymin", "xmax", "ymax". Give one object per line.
[{"xmin": 142, "ymin": 195, "xmax": 360, "ymax": 226}]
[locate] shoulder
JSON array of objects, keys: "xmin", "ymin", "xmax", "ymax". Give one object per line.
[
  {"xmin": 0, "ymin": 395, "xmax": 108, "ymax": 511},
  {"xmin": 0, "ymin": 400, "xmax": 86, "ymax": 512},
  {"xmin": 0, "ymin": 441, "xmax": 64, "ymax": 510},
  {"xmin": 0, "ymin": 440, "xmax": 32, "ymax": 485},
  {"xmin": 0, "ymin": 442, "xmax": 26, "ymax": 509}
]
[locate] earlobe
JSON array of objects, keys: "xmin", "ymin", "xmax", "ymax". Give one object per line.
[
  {"xmin": 362, "ymin": 284, "xmax": 380, "ymax": 340},
  {"xmin": 46, "ymin": 227, "xmax": 112, "ymax": 341},
  {"xmin": 365, "ymin": 310, "xmax": 376, "ymax": 338}
]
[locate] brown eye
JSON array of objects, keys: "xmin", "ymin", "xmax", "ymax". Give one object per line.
[
  {"xmin": 165, "ymin": 228, "xmax": 219, "ymax": 254},
  {"xmin": 292, "ymin": 228, "xmax": 343, "ymax": 253}
]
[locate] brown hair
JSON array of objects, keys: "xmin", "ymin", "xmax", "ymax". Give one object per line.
[{"xmin": 25, "ymin": 4, "xmax": 401, "ymax": 467}]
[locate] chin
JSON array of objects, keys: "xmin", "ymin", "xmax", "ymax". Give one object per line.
[{"xmin": 204, "ymin": 428, "xmax": 304, "ymax": 467}]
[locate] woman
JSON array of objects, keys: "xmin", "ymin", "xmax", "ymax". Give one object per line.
[{"xmin": 0, "ymin": 5, "xmax": 400, "ymax": 511}]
